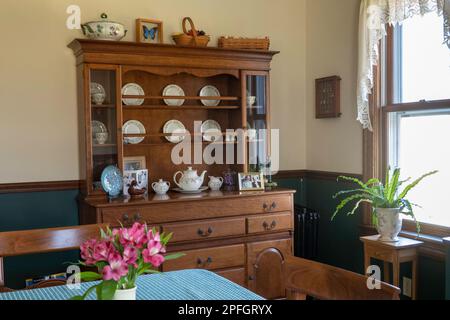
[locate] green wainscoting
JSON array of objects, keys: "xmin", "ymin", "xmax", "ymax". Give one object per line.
[{"xmin": 0, "ymin": 190, "xmax": 80, "ymax": 289}]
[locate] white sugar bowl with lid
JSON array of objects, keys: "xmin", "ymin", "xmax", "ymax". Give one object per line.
[
  {"xmin": 208, "ymin": 176, "xmax": 224, "ymax": 191},
  {"xmin": 152, "ymin": 179, "xmax": 170, "ymax": 195}
]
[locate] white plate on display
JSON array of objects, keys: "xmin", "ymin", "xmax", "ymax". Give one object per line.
[
  {"xmin": 122, "ymin": 83, "xmax": 145, "ymax": 106},
  {"xmin": 163, "ymin": 84, "xmax": 185, "ymax": 107},
  {"xmin": 200, "ymin": 85, "xmax": 221, "ymax": 107},
  {"xmin": 92, "ymin": 120, "xmax": 108, "ymax": 140},
  {"xmin": 163, "ymin": 120, "xmax": 186, "ymax": 143},
  {"xmin": 173, "ymin": 186, "xmax": 209, "ymax": 194},
  {"xmin": 201, "ymin": 120, "xmax": 222, "ymax": 142},
  {"xmin": 123, "ymin": 120, "xmax": 146, "ymax": 144}
]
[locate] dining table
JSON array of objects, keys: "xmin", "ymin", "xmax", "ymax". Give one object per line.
[{"xmin": 0, "ymin": 269, "xmax": 263, "ymax": 300}]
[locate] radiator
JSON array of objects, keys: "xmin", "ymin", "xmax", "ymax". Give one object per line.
[{"xmin": 294, "ymin": 205, "xmax": 320, "ymax": 260}]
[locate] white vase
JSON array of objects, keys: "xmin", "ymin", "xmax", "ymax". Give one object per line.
[
  {"xmin": 112, "ymin": 286, "xmax": 137, "ymax": 300},
  {"xmin": 375, "ymin": 208, "xmax": 402, "ymax": 243}
]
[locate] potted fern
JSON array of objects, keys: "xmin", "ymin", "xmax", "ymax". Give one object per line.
[{"xmin": 332, "ymin": 168, "xmax": 437, "ymax": 242}]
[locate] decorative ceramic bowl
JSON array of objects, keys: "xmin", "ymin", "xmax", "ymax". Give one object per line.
[
  {"xmin": 95, "ymin": 132, "xmax": 108, "ymax": 145},
  {"xmin": 92, "ymin": 93, "xmax": 105, "ymax": 105},
  {"xmin": 81, "ymin": 13, "xmax": 127, "ymax": 41}
]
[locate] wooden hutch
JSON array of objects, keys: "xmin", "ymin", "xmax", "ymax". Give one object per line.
[{"xmin": 68, "ymin": 39, "xmax": 295, "ymax": 299}]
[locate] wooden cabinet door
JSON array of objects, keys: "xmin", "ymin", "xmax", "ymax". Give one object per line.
[{"xmin": 247, "ymin": 238, "xmax": 292, "ymax": 299}]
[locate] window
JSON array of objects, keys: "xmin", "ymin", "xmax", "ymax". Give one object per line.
[{"xmin": 385, "ymin": 13, "xmax": 450, "ymax": 229}]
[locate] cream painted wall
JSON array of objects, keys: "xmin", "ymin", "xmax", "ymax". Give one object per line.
[
  {"xmin": 0, "ymin": 0, "xmax": 306, "ymax": 183},
  {"xmin": 305, "ymin": 0, "xmax": 363, "ymax": 174}
]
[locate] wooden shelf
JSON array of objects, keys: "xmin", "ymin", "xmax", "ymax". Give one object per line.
[
  {"xmin": 92, "ymin": 104, "xmax": 115, "ymax": 109},
  {"xmin": 122, "ymin": 105, "xmax": 240, "ymax": 110},
  {"xmin": 123, "ymin": 132, "xmax": 240, "ymax": 138},
  {"xmin": 93, "ymin": 144, "xmax": 117, "ymax": 148},
  {"xmin": 124, "ymin": 141, "xmax": 238, "ymax": 147},
  {"xmin": 122, "ymin": 95, "xmax": 240, "ymax": 101}
]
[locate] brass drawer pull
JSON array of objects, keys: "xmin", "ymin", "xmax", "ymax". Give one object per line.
[
  {"xmin": 197, "ymin": 227, "xmax": 214, "ymax": 237},
  {"xmin": 197, "ymin": 257, "xmax": 213, "ymax": 266},
  {"xmin": 263, "ymin": 202, "xmax": 277, "ymax": 212},
  {"xmin": 133, "ymin": 213, "xmax": 142, "ymax": 222},
  {"xmin": 122, "ymin": 214, "xmax": 130, "ymax": 223},
  {"xmin": 262, "ymin": 220, "xmax": 277, "ymax": 231}
]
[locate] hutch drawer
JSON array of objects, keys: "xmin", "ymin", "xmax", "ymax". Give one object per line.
[
  {"xmin": 100, "ymin": 194, "xmax": 292, "ymax": 226},
  {"xmin": 216, "ymin": 268, "xmax": 246, "ymax": 287},
  {"xmin": 162, "ymin": 217, "xmax": 246, "ymax": 243},
  {"xmin": 246, "ymin": 212, "xmax": 293, "ymax": 234},
  {"xmin": 162, "ymin": 244, "xmax": 245, "ymax": 272}
]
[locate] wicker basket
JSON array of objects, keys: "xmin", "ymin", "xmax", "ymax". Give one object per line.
[
  {"xmin": 172, "ymin": 17, "xmax": 210, "ymax": 47},
  {"xmin": 218, "ymin": 37, "xmax": 270, "ymax": 50}
]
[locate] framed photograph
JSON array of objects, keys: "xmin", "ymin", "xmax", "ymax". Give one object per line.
[
  {"xmin": 124, "ymin": 156, "xmax": 146, "ymax": 171},
  {"xmin": 123, "ymin": 169, "xmax": 148, "ymax": 197},
  {"xmin": 135, "ymin": 18, "xmax": 163, "ymax": 44},
  {"xmin": 238, "ymin": 172, "xmax": 265, "ymax": 191}
]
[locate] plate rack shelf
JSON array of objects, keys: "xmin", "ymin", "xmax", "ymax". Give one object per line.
[{"xmin": 69, "ymin": 39, "xmax": 278, "ymax": 198}]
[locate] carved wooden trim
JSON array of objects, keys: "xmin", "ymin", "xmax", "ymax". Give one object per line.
[
  {"xmin": 0, "ymin": 180, "xmax": 81, "ymax": 194},
  {"xmin": 122, "ymin": 65, "xmax": 240, "ymax": 79}
]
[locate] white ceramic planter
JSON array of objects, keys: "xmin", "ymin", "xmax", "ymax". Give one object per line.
[
  {"xmin": 375, "ymin": 208, "xmax": 402, "ymax": 242},
  {"xmin": 112, "ymin": 286, "xmax": 137, "ymax": 300}
]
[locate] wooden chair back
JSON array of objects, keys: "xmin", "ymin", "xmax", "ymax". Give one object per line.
[
  {"xmin": 0, "ymin": 224, "xmax": 108, "ymax": 290},
  {"xmin": 284, "ymin": 255, "xmax": 400, "ymax": 300}
]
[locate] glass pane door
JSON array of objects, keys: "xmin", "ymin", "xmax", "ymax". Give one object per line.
[
  {"xmin": 89, "ymin": 68, "xmax": 119, "ymax": 192},
  {"xmin": 245, "ymin": 73, "xmax": 269, "ymax": 174}
]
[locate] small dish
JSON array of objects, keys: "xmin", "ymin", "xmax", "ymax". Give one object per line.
[
  {"xmin": 90, "ymin": 83, "xmax": 106, "ymax": 105},
  {"xmin": 163, "ymin": 120, "xmax": 186, "ymax": 143},
  {"xmin": 201, "ymin": 120, "xmax": 222, "ymax": 142},
  {"xmin": 122, "ymin": 83, "xmax": 145, "ymax": 106},
  {"xmin": 200, "ymin": 85, "xmax": 221, "ymax": 107},
  {"xmin": 92, "ymin": 120, "xmax": 108, "ymax": 141},
  {"xmin": 101, "ymin": 165, "xmax": 123, "ymax": 198},
  {"xmin": 163, "ymin": 84, "xmax": 185, "ymax": 106},
  {"xmin": 123, "ymin": 120, "xmax": 146, "ymax": 144}
]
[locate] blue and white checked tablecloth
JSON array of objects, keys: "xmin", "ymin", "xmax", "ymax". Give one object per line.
[{"xmin": 0, "ymin": 269, "xmax": 263, "ymax": 300}]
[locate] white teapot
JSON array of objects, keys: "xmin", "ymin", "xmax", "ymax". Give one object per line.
[
  {"xmin": 152, "ymin": 179, "xmax": 170, "ymax": 195},
  {"xmin": 208, "ymin": 176, "xmax": 224, "ymax": 191},
  {"xmin": 174, "ymin": 167, "xmax": 207, "ymax": 191}
]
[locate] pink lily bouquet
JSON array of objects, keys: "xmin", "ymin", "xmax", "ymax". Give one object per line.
[{"xmin": 71, "ymin": 222, "xmax": 183, "ymax": 300}]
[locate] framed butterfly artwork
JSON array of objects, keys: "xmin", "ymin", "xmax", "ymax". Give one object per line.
[{"xmin": 135, "ymin": 18, "xmax": 163, "ymax": 44}]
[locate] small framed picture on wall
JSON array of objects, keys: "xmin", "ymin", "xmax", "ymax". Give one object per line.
[
  {"xmin": 136, "ymin": 18, "xmax": 163, "ymax": 44},
  {"xmin": 238, "ymin": 172, "xmax": 265, "ymax": 191}
]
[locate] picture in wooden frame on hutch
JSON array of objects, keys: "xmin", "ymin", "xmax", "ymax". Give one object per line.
[
  {"xmin": 69, "ymin": 38, "xmax": 295, "ymax": 300},
  {"xmin": 136, "ymin": 18, "xmax": 164, "ymax": 44}
]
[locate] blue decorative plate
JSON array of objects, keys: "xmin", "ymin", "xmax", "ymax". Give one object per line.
[{"xmin": 101, "ymin": 165, "xmax": 123, "ymax": 197}]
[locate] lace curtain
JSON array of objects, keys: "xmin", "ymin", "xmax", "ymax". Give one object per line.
[{"xmin": 357, "ymin": 0, "xmax": 450, "ymax": 131}]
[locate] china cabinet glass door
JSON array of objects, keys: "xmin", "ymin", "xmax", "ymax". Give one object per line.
[
  {"xmin": 243, "ymin": 71, "xmax": 270, "ymax": 174},
  {"xmin": 88, "ymin": 66, "xmax": 121, "ymax": 193}
]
